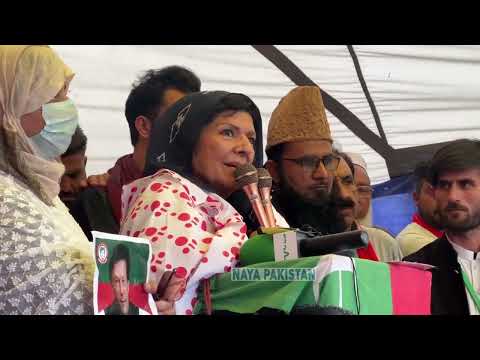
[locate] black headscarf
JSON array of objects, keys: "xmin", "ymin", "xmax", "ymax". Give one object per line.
[{"xmin": 144, "ymin": 91, "xmax": 263, "ymax": 194}]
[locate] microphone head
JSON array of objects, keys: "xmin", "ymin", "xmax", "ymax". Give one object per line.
[
  {"xmin": 234, "ymin": 164, "xmax": 258, "ymax": 188},
  {"xmin": 257, "ymin": 168, "xmax": 273, "ymax": 189}
]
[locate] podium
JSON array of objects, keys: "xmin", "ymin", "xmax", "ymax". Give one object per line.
[{"xmin": 194, "ymin": 255, "xmax": 433, "ymax": 315}]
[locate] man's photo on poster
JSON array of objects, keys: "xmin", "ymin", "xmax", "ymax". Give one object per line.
[{"xmin": 92, "ymin": 231, "xmax": 157, "ymax": 315}]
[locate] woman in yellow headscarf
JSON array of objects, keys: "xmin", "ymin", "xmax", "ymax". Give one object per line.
[{"xmin": 0, "ymin": 46, "xmax": 94, "ymax": 314}]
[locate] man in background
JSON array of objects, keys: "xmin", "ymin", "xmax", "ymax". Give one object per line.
[
  {"xmin": 404, "ymin": 139, "xmax": 480, "ymax": 314},
  {"xmin": 60, "ymin": 126, "xmax": 88, "ymax": 207},
  {"xmin": 397, "ymin": 162, "xmax": 444, "ymax": 257},
  {"xmin": 264, "ymin": 86, "xmax": 379, "ymax": 261},
  {"xmin": 80, "ymin": 66, "xmax": 201, "ymax": 238},
  {"xmin": 346, "ymin": 152, "xmax": 373, "ymax": 227},
  {"xmin": 265, "ymin": 86, "xmax": 337, "ymax": 235},
  {"xmin": 60, "ymin": 126, "xmax": 96, "ymax": 239},
  {"xmin": 333, "ymin": 152, "xmax": 403, "ymax": 262}
]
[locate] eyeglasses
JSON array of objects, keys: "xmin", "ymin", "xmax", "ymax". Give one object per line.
[
  {"xmin": 357, "ymin": 185, "xmax": 373, "ymax": 197},
  {"xmin": 282, "ymin": 154, "xmax": 340, "ymax": 173}
]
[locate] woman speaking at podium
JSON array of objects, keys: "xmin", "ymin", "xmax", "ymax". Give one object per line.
[{"xmin": 120, "ymin": 91, "xmax": 263, "ymax": 315}]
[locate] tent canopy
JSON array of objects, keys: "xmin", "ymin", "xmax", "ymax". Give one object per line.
[{"xmin": 52, "ymin": 45, "xmax": 480, "ymax": 184}]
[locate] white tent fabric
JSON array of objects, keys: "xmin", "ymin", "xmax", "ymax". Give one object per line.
[{"xmin": 51, "ymin": 45, "xmax": 480, "ymax": 184}]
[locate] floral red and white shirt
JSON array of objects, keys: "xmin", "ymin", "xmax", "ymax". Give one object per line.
[{"xmin": 119, "ymin": 169, "xmax": 248, "ymax": 315}]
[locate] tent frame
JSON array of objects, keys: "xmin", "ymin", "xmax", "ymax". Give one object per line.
[{"xmin": 252, "ymin": 45, "xmax": 451, "ymax": 178}]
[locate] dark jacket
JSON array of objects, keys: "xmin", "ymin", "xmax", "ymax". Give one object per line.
[
  {"xmin": 65, "ymin": 187, "xmax": 119, "ymax": 241},
  {"xmin": 404, "ymin": 236, "xmax": 469, "ymax": 315},
  {"xmin": 104, "ymin": 301, "xmax": 140, "ymax": 315}
]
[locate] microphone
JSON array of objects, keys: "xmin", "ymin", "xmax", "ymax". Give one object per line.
[
  {"xmin": 239, "ymin": 229, "xmax": 369, "ymax": 266},
  {"xmin": 257, "ymin": 168, "xmax": 276, "ymax": 227},
  {"xmin": 234, "ymin": 164, "xmax": 270, "ymax": 228}
]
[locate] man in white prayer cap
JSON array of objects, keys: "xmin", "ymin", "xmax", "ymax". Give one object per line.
[{"xmin": 345, "ymin": 152, "xmax": 373, "ymax": 227}]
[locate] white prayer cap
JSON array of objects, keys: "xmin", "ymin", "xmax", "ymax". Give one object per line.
[
  {"xmin": 332, "ymin": 140, "xmax": 343, "ymax": 152},
  {"xmin": 345, "ymin": 152, "xmax": 368, "ymax": 172}
]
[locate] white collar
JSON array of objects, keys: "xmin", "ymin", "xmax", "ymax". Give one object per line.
[{"xmin": 446, "ymin": 235, "xmax": 480, "ymax": 261}]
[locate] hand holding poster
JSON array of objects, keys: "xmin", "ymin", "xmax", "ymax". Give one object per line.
[{"xmin": 92, "ymin": 231, "xmax": 158, "ymax": 315}]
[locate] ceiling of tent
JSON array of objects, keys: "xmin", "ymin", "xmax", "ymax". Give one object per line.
[{"xmin": 51, "ymin": 45, "xmax": 480, "ymax": 184}]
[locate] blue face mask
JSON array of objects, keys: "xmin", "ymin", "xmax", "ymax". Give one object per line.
[{"xmin": 30, "ymin": 98, "xmax": 79, "ymax": 160}]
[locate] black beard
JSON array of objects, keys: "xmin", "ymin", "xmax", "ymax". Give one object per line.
[
  {"xmin": 439, "ymin": 205, "xmax": 480, "ymax": 233},
  {"xmin": 272, "ymin": 180, "xmax": 345, "ymax": 235}
]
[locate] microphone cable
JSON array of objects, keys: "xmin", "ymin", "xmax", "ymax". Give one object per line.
[{"xmin": 349, "ymin": 256, "xmax": 361, "ymax": 315}]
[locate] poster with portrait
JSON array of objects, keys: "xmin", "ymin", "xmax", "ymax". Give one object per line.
[{"xmin": 92, "ymin": 231, "xmax": 158, "ymax": 315}]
